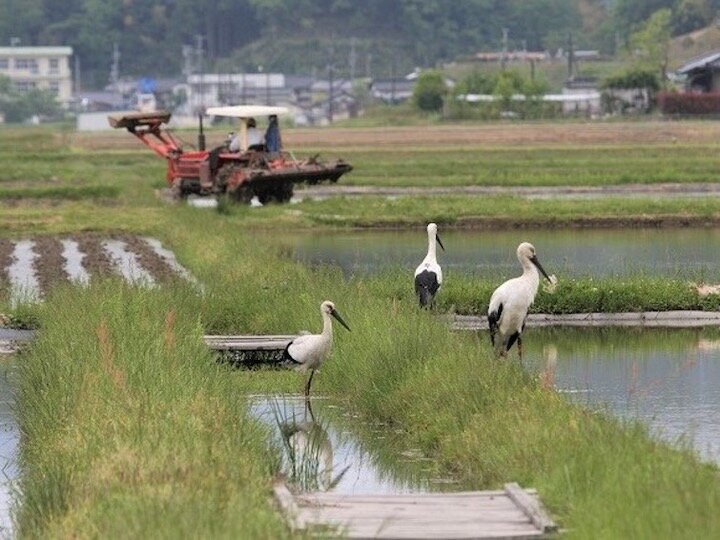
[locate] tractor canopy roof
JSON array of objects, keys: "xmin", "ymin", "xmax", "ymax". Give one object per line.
[{"xmin": 205, "ymin": 105, "xmax": 289, "ymax": 118}]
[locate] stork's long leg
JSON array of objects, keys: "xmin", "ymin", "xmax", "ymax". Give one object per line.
[
  {"xmin": 304, "ymin": 369, "xmax": 316, "ymax": 398},
  {"xmin": 517, "ymin": 336, "xmax": 523, "ymax": 365}
]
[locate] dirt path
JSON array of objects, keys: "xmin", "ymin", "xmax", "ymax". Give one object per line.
[{"xmin": 73, "ymin": 121, "xmax": 720, "ymax": 151}]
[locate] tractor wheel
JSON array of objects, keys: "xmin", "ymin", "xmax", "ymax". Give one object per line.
[
  {"xmin": 254, "ymin": 182, "xmax": 292, "ymax": 204},
  {"xmin": 229, "ymin": 182, "xmax": 255, "ymax": 204},
  {"xmin": 272, "ymin": 182, "xmax": 294, "ymax": 203},
  {"xmin": 169, "ymin": 178, "xmax": 183, "ymax": 200},
  {"xmin": 215, "ymin": 164, "xmax": 237, "ymax": 193}
]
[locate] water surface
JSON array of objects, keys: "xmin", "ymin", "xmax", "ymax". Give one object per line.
[
  {"xmin": 287, "ymin": 228, "xmax": 720, "ymax": 279},
  {"xmin": 249, "ymin": 396, "xmax": 452, "ymax": 494},
  {"xmin": 0, "ymin": 360, "xmax": 19, "ymax": 538},
  {"xmin": 521, "ymin": 327, "xmax": 720, "ymax": 463}
]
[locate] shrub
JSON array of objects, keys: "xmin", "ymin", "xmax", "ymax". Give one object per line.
[
  {"xmin": 658, "ymin": 92, "xmax": 720, "ymax": 115},
  {"xmin": 412, "ymin": 71, "xmax": 447, "ymax": 112}
]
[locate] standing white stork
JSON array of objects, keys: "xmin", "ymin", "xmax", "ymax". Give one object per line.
[
  {"xmin": 414, "ymin": 223, "xmax": 445, "ymax": 308},
  {"xmin": 282, "ymin": 300, "xmax": 351, "ymax": 397},
  {"xmin": 488, "ymin": 242, "xmax": 553, "ymax": 361}
]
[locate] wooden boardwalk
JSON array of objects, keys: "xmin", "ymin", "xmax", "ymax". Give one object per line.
[
  {"xmin": 204, "ymin": 334, "xmax": 297, "ymax": 365},
  {"xmin": 274, "ymin": 481, "xmax": 557, "ymax": 539},
  {"xmin": 203, "ymin": 334, "xmax": 296, "ymax": 351}
]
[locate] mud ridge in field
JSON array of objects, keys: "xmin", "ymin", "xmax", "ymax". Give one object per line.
[
  {"xmin": 32, "ymin": 236, "xmax": 66, "ymax": 294},
  {"xmin": 71, "ymin": 233, "xmax": 116, "ymax": 279},
  {"xmin": 115, "ymin": 234, "xmax": 181, "ymax": 283}
]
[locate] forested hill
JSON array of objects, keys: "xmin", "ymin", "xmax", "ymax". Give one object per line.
[{"xmin": 1, "ymin": 0, "xmax": 719, "ymax": 88}]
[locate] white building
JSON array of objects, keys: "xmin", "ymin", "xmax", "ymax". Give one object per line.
[
  {"xmin": 0, "ymin": 46, "xmax": 73, "ymax": 105},
  {"xmin": 185, "ymin": 73, "xmax": 289, "ymax": 113}
]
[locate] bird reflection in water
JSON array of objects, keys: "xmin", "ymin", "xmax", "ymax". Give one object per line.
[{"xmin": 270, "ymin": 399, "xmax": 350, "ymax": 492}]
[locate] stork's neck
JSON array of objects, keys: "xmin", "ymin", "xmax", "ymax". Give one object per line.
[
  {"xmin": 321, "ymin": 311, "xmax": 333, "ymax": 337},
  {"xmin": 424, "ymin": 232, "xmax": 437, "ymax": 263},
  {"xmin": 520, "ymin": 257, "xmax": 540, "ymax": 284}
]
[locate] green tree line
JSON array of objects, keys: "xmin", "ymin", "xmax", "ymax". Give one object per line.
[{"xmin": 1, "ymin": 0, "xmax": 719, "ymax": 89}]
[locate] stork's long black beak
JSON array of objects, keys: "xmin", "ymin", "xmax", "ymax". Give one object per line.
[
  {"xmin": 331, "ymin": 309, "xmax": 351, "ymax": 331},
  {"xmin": 530, "ymin": 255, "xmax": 551, "ymax": 281},
  {"xmin": 436, "ymin": 234, "xmax": 445, "ymax": 251}
]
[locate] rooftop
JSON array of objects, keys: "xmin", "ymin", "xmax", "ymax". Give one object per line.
[{"xmin": 0, "ymin": 46, "xmax": 73, "ymax": 56}]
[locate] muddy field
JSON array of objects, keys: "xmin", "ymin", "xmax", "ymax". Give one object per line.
[
  {"xmin": 0, "ymin": 233, "xmax": 196, "ymax": 304},
  {"xmin": 70, "ymin": 121, "xmax": 720, "ymax": 151}
]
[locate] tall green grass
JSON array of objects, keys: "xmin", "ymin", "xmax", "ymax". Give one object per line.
[
  {"xmin": 318, "ymin": 297, "xmax": 720, "ymax": 538},
  {"xmin": 16, "ymin": 281, "xmax": 290, "ymax": 538}
]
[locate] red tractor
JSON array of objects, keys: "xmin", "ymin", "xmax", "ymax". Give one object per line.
[{"xmin": 108, "ymin": 106, "xmax": 352, "ymax": 203}]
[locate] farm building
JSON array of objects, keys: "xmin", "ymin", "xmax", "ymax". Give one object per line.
[{"xmin": 676, "ymin": 49, "xmax": 720, "ymax": 92}]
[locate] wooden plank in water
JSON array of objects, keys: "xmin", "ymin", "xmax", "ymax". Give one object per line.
[{"xmin": 275, "ymin": 482, "xmax": 556, "ymax": 539}]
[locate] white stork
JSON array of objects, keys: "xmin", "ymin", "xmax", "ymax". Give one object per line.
[
  {"xmin": 282, "ymin": 300, "xmax": 350, "ymax": 397},
  {"xmin": 414, "ymin": 223, "xmax": 445, "ymax": 308},
  {"xmin": 488, "ymin": 242, "xmax": 552, "ymax": 361}
]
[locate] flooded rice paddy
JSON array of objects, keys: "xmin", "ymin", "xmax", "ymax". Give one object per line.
[
  {"xmin": 289, "ymin": 228, "xmax": 720, "ymax": 279},
  {"xmin": 524, "ymin": 327, "xmax": 720, "ymax": 464},
  {"xmin": 0, "ymin": 234, "xmax": 199, "ymax": 305},
  {"xmin": 249, "ymin": 396, "xmax": 452, "ymax": 494}
]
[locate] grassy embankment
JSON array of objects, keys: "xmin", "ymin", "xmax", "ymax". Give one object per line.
[{"xmin": 21, "ymin": 215, "xmax": 720, "ymax": 537}]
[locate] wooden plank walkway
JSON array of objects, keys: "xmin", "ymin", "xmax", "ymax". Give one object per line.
[
  {"xmin": 203, "ymin": 334, "xmax": 296, "ymax": 351},
  {"xmin": 274, "ymin": 481, "xmax": 557, "ymax": 539}
]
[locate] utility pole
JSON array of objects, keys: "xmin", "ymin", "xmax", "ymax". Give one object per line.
[
  {"xmin": 74, "ymin": 56, "xmax": 81, "ymax": 95},
  {"xmin": 390, "ymin": 58, "xmax": 396, "ymax": 105},
  {"xmin": 327, "ymin": 44, "xmax": 335, "ymax": 123},
  {"xmin": 328, "ymin": 63, "xmax": 334, "ymax": 123},
  {"xmin": 196, "ymin": 35, "xmax": 205, "ymax": 111},
  {"xmin": 501, "ymin": 28, "xmax": 509, "ymax": 70},
  {"xmin": 110, "ymin": 42, "xmax": 120, "ymax": 93},
  {"xmin": 349, "ymin": 37, "xmax": 357, "ymax": 81},
  {"xmin": 266, "ymin": 71, "xmax": 271, "ymax": 105}
]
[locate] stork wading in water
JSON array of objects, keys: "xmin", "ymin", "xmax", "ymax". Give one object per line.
[
  {"xmin": 283, "ymin": 301, "xmax": 351, "ymax": 398},
  {"xmin": 414, "ymin": 223, "xmax": 445, "ymax": 308},
  {"xmin": 488, "ymin": 242, "xmax": 553, "ymax": 362}
]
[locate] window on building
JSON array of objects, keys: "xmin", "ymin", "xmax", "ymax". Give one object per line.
[
  {"xmin": 16, "ymin": 81, "xmax": 36, "ymax": 92},
  {"xmin": 49, "ymin": 81, "xmax": 59, "ymax": 95},
  {"xmin": 0, "ymin": 59, "xmax": 7, "ymax": 70},
  {"xmin": 14, "ymin": 58, "xmax": 38, "ymax": 72},
  {"xmin": 49, "ymin": 58, "xmax": 59, "ymax": 74}
]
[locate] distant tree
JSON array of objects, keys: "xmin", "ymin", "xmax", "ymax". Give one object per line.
[
  {"xmin": 601, "ymin": 68, "xmax": 660, "ymax": 91},
  {"xmin": 629, "ymin": 8, "xmax": 672, "ymax": 89},
  {"xmin": 456, "ymin": 71, "xmax": 495, "ymax": 95},
  {"xmin": 412, "ymin": 70, "xmax": 447, "ymax": 112},
  {"xmin": 0, "ymin": 75, "xmax": 60, "ymax": 122},
  {"xmin": 614, "ymin": 0, "xmax": 673, "ymax": 36}
]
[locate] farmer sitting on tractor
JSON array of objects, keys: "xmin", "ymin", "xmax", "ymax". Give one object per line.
[{"xmin": 229, "ymin": 117, "xmax": 264, "ymax": 152}]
